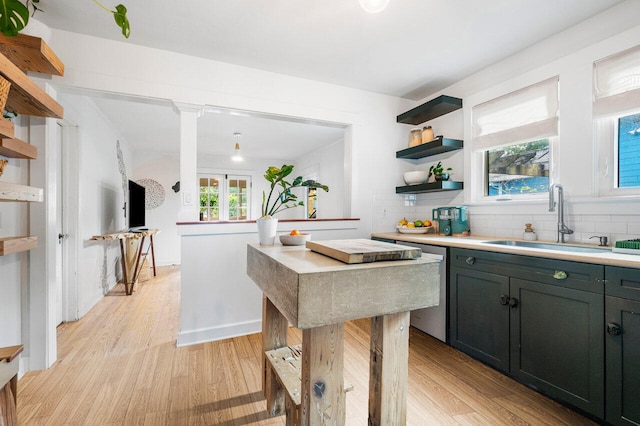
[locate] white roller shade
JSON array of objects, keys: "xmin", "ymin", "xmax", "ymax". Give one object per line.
[
  {"xmin": 472, "ymin": 76, "xmax": 559, "ymax": 151},
  {"xmin": 593, "ymin": 44, "xmax": 640, "ymax": 117}
]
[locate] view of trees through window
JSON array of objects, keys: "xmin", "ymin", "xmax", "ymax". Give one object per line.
[
  {"xmin": 227, "ymin": 178, "xmax": 249, "ymax": 220},
  {"xmin": 199, "ymin": 177, "xmax": 220, "ymax": 221},
  {"xmin": 199, "ymin": 175, "xmax": 250, "ymax": 221},
  {"xmin": 486, "ymin": 139, "xmax": 550, "ymax": 196},
  {"xmin": 618, "ymin": 112, "xmax": 640, "ymax": 188}
]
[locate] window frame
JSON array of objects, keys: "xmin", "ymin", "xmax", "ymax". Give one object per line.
[
  {"xmin": 198, "ymin": 173, "xmax": 252, "ymax": 221},
  {"xmin": 470, "ymin": 76, "xmax": 560, "ymax": 203},
  {"xmin": 595, "ymin": 108, "xmax": 640, "ymax": 198}
]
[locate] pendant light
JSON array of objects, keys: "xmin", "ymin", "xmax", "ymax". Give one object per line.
[
  {"xmin": 359, "ymin": 0, "xmax": 390, "ymax": 13},
  {"xmin": 232, "ymin": 132, "xmax": 243, "ymax": 162}
]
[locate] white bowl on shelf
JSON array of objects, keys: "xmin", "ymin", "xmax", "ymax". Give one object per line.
[{"xmin": 403, "ymin": 171, "xmax": 429, "ymax": 185}]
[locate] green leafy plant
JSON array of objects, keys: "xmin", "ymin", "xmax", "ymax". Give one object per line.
[
  {"xmin": 0, "ymin": 0, "xmax": 130, "ymax": 38},
  {"xmin": 429, "ymin": 161, "xmax": 452, "ymax": 178},
  {"xmin": 261, "ymin": 165, "xmax": 329, "ymax": 217}
]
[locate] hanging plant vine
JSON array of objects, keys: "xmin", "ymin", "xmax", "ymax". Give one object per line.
[{"xmin": 0, "ymin": 0, "xmax": 130, "ymax": 38}]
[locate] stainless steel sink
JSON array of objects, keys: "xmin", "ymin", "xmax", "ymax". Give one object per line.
[{"xmin": 484, "ymin": 240, "xmax": 610, "ymax": 253}]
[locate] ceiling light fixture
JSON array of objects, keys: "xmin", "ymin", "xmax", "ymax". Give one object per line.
[
  {"xmin": 359, "ymin": 0, "xmax": 390, "ymax": 13},
  {"xmin": 232, "ymin": 132, "xmax": 243, "ymax": 162}
]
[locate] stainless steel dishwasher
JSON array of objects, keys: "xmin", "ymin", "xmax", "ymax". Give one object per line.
[{"xmin": 400, "ymin": 241, "xmax": 447, "ymax": 342}]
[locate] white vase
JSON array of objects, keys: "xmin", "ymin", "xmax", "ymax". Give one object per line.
[{"xmin": 257, "ymin": 217, "xmax": 278, "ymax": 245}]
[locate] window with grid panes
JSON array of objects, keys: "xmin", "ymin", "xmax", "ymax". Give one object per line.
[{"xmin": 199, "ymin": 174, "xmax": 251, "ymax": 221}]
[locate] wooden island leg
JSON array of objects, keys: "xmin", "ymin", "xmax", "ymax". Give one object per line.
[
  {"xmin": 262, "ymin": 295, "xmax": 288, "ymax": 416},
  {"xmin": 368, "ymin": 311, "xmax": 410, "ymax": 426},
  {"xmin": 301, "ymin": 323, "xmax": 345, "ymax": 426}
]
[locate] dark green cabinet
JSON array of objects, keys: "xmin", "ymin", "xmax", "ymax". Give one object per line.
[
  {"xmin": 450, "ymin": 248, "xmax": 605, "ymax": 418},
  {"xmin": 509, "ymin": 277, "xmax": 604, "ymax": 416},
  {"xmin": 605, "ymin": 266, "xmax": 640, "ymax": 426},
  {"xmin": 450, "ymin": 267, "xmax": 509, "ymax": 371}
]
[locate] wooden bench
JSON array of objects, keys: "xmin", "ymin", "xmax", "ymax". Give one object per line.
[{"xmin": 265, "ymin": 344, "xmax": 353, "ymax": 426}]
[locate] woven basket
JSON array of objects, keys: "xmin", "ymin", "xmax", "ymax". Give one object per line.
[{"xmin": 0, "ymin": 75, "xmax": 11, "ymax": 113}]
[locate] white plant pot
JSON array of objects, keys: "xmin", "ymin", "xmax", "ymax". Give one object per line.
[{"xmin": 257, "ymin": 217, "xmax": 278, "ymax": 245}]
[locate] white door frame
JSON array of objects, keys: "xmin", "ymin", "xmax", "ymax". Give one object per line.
[
  {"xmin": 27, "ymin": 84, "xmax": 80, "ymax": 370},
  {"xmin": 58, "ymin": 117, "xmax": 80, "ymax": 322}
]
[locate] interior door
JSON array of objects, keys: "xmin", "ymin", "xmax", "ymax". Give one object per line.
[{"xmin": 55, "ymin": 122, "xmax": 65, "ymax": 326}]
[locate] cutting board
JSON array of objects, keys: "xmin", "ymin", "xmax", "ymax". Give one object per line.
[{"xmin": 305, "ymin": 239, "xmax": 422, "ymax": 264}]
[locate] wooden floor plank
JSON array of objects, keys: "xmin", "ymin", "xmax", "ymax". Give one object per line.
[{"xmin": 15, "ymin": 265, "xmax": 598, "ymax": 425}]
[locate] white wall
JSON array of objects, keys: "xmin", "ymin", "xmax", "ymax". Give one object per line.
[
  {"xmin": 295, "ymin": 139, "xmax": 345, "ymax": 219},
  {"xmin": 132, "ymin": 152, "xmax": 181, "ymax": 265},
  {"xmin": 375, "ymin": 1, "xmax": 640, "ymax": 245},
  {"xmin": 58, "ymin": 93, "xmax": 134, "ymax": 316}
]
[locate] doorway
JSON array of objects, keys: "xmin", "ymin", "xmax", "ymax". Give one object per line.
[{"xmin": 56, "ymin": 118, "xmax": 80, "ymax": 323}]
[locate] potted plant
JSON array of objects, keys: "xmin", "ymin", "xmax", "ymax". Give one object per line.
[
  {"xmin": 429, "ymin": 161, "xmax": 452, "ymax": 182},
  {"xmin": 258, "ymin": 164, "xmax": 329, "ymax": 245}
]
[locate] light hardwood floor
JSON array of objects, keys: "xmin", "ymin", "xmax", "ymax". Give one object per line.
[{"xmin": 17, "ymin": 266, "xmax": 597, "ymax": 425}]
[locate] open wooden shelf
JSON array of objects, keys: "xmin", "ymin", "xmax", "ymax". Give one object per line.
[
  {"xmin": 0, "ymin": 117, "xmax": 14, "ymax": 138},
  {"xmin": 0, "ymin": 181, "xmax": 43, "ymax": 202},
  {"xmin": 396, "ymin": 137, "xmax": 463, "ymax": 160},
  {"xmin": 397, "ymin": 95, "xmax": 462, "ymax": 125},
  {"xmin": 396, "ymin": 180, "xmax": 463, "ymax": 194},
  {"xmin": 0, "ymin": 345, "xmax": 23, "ymax": 363},
  {"xmin": 0, "ymin": 51, "xmax": 63, "ymax": 118},
  {"xmin": 0, "ymin": 236, "xmax": 37, "ymax": 255},
  {"xmin": 0, "ymin": 33, "xmax": 64, "ymax": 76},
  {"xmin": 0, "ymin": 137, "xmax": 37, "ymax": 159}
]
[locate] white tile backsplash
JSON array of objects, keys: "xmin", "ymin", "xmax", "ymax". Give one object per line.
[{"xmin": 373, "ymin": 194, "xmax": 640, "ymax": 245}]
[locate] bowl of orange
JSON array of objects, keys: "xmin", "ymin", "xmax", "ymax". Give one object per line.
[{"xmin": 279, "ymin": 229, "xmax": 311, "ymax": 246}]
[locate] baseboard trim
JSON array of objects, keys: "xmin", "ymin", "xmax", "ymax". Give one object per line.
[{"xmin": 176, "ymin": 319, "xmax": 261, "ymax": 347}]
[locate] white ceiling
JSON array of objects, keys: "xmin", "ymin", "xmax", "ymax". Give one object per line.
[{"xmin": 40, "ymin": 0, "xmax": 622, "ymax": 157}]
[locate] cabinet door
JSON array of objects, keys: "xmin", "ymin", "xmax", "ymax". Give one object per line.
[
  {"xmin": 606, "ymin": 296, "xmax": 640, "ymax": 426},
  {"xmin": 605, "ymin": 265, "xmax": 640, "ymax": 300},
  {"xmin": 510, "ymin": 278, "xmax": 604, "ymax": 418},
  {"xmin": 450, "ymin": 266, "xmax": 510, "ymax": 372}
]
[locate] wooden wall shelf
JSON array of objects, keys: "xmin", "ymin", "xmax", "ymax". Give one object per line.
[
  {"xmin": 0, "ymin": 236, "xmax": 37, "ymax": 255},
  {"xmin": 0, "ymin": 182, "xmax": 43, "ymax": 202},
  {"xmin": 0, "ymin": 137, "xmax": 37, "ymax": 159},
  {"xmin": 0, "ymin": 51, "xmax": 63, "ymax": 118},
  {"xmin": 0, "ymin": 117, "xmax": 14, "ymax": 139},
  {"xmin": 0, "ymin": 33, "xmax": 64, "ymax": 76}
]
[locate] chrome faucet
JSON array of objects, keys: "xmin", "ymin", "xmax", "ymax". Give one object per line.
[{"xmin": 549, "ymin": 184, "xmax": 573, "ymax": 243}]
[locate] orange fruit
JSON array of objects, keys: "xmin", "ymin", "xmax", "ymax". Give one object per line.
[{"xmin": 290, "ymin": 229, "xmax": 301, "ymax": 236}]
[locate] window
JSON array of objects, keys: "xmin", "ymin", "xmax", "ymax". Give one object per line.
[
  {"xmin": 594, "ymin": 45, "xmax": 640, "ymax": 195},
  {"xmin": 617, "ymin": 112, "xmax": 640, "ymax": 188},
  {"xmin": 472, "ymin": 77, "xmax": 558, "ymax": 199},
  {"xmin": 486, "ymin": 139, "xmax": 550, "ymax": 196},
  {"xmin": 199, "ymin": 174, "xmax": 251, "ymax": 221}
]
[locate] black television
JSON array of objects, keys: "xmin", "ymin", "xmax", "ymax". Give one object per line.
[{"xmin": 128, "ymin": 180, "xmax": 146, "ymax": 230}]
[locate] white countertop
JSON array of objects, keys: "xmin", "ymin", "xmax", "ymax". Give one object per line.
[{"xmin": 372, "ymin": 232, "xmax": 640, "ymax": 269}]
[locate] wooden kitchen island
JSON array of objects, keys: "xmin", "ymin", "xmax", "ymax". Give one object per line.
[{"xmin": 247, "ymin": 240, "xmax": 440, "ymax": 425}]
